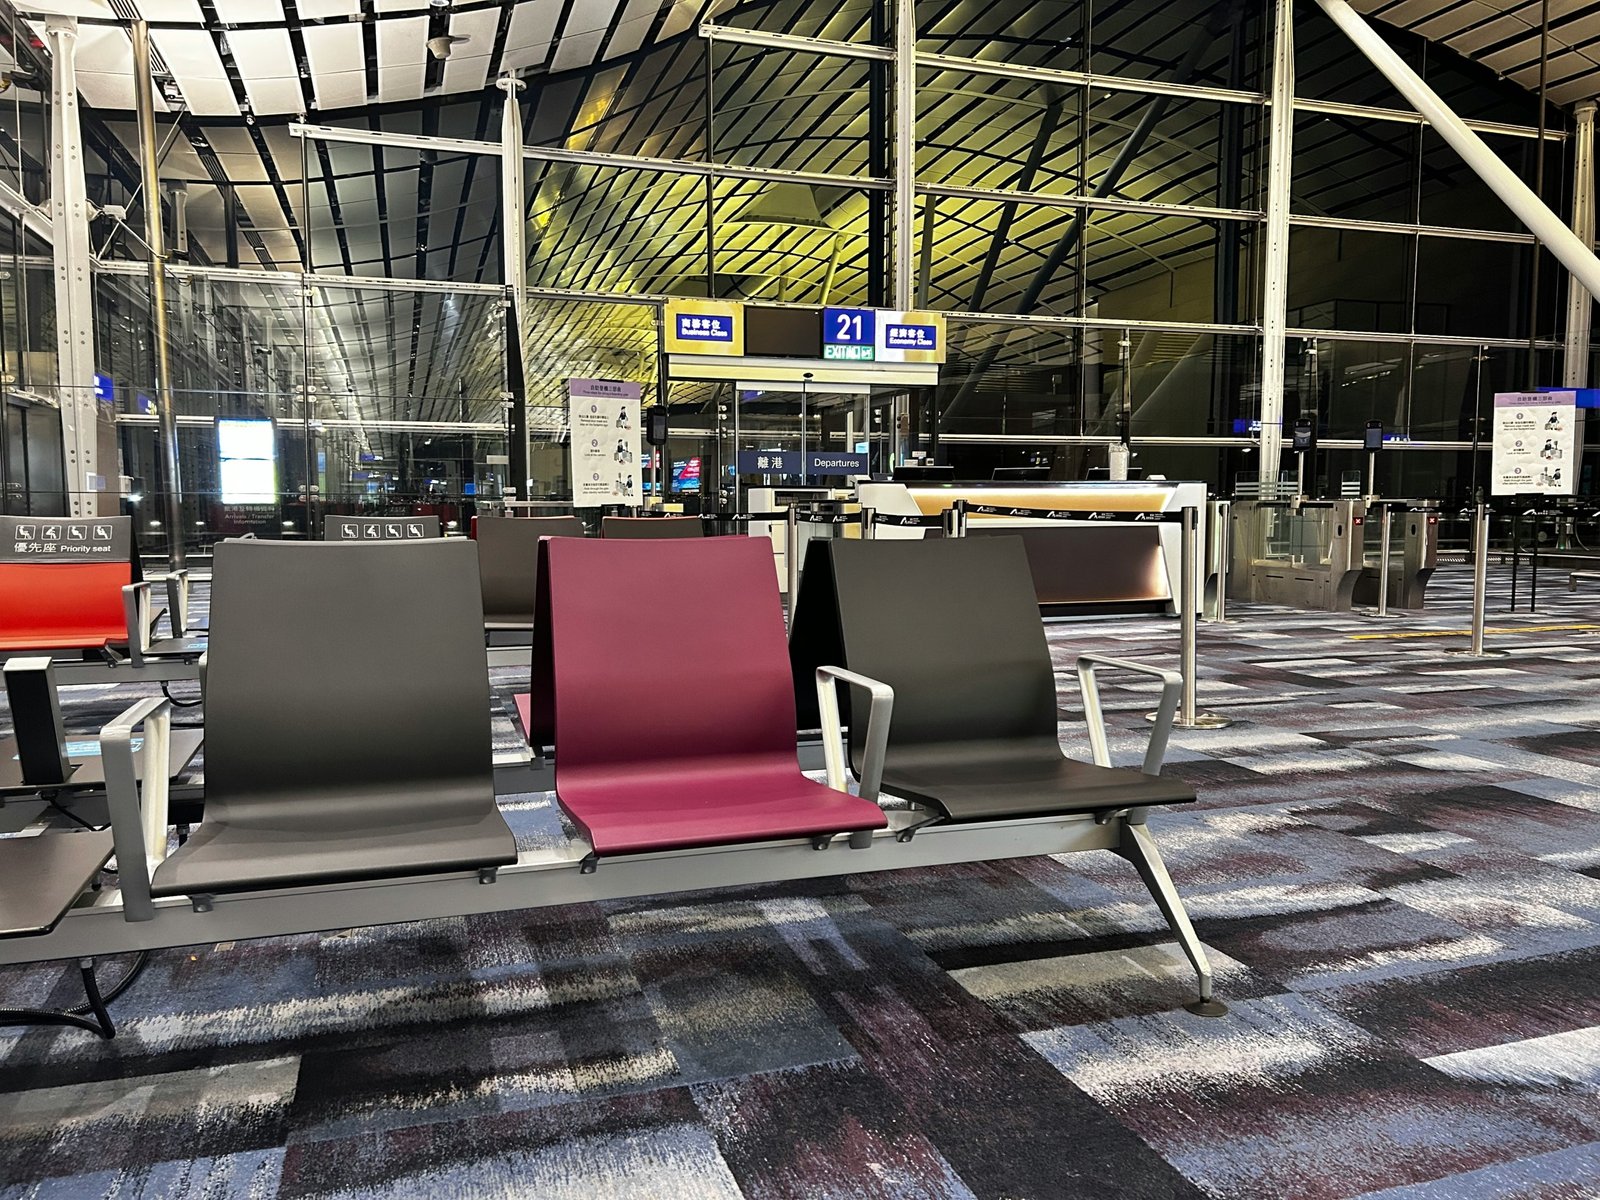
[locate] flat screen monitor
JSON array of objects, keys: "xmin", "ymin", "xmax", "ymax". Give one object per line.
[
  {"xmin": 216, "ymin": 418, "xmax": 277, "ymax": 505},
  {"xmin": 743, "ymin": 306, "xmax": 823, "ymax": 358},
  {"xmin": 992, "ymin": 466, "xmax": 1050, "ymax": 481},
  {"xmin": 893, "ymin": 464, "xmax": 955, "ymax": 483}
]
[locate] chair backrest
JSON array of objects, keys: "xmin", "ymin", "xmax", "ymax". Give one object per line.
[
  {"xmin": 475, "ymin": 515, "xmax": 584, "ymax": 622},
  {"xmin": 791, "ymin": 537, "xmax": 1057, "ymax": 768},
  {"xmin": 203, "ymin": 539, "xmax": 493, "ymax": 825},
  {"xmin": 601, "ymin": 516, "xmax": 704, "ymax": 539},
  {"xmin": 535, "ymin": 536, "xmax": 798, "ymax": 773},
  {"xmin": 0, "ymin": 516, "xmax": 133, "ymax": 649},
  {"xmin": 321, "ymin": 515, "xmax": 441, "ymax": 542}
]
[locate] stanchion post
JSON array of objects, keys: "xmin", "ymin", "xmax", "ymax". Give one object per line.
[
  {"xmin": 785, "ymin": 505, "xmax": 800, "ymax": 618},
  {"xmin": 1180, "ymin": 505, "xmax": 1198, "ymax": 725},
  {"xmin": 1376, "ymin": 504, "xmax": 1393, "ymax": 617},
  {"xmin": 1450, "ymin": 501, "xmax": 1505, "ymax": 658},
  {"xmin": 1155, "ymin": 506, "xmax": 1232, "ymax": 729},
  {"xmin": 861, "ymin": 506, "xmax": 876, "ymax": 540},
  {"xmin": 941, "ymin": 499, "xmax": 967, "ymax": 538}
]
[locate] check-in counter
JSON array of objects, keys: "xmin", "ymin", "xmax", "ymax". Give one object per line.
[{"xmin": 856, "ymin": 480, "xmax": 1207, "ymax": 616}]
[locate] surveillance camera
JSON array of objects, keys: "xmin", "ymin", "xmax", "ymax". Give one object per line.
[{"xmin": 427, "ymin": 34, "xmax": 468, "ymax": 60}]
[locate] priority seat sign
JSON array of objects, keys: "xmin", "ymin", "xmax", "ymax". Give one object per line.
[
  {"xmin": 321, "ymin": 516, "xmax": 441, "ymax": 541},
  {"xmin": 2, "ymin": 516, "xmax": 129, "ymax": 562}
]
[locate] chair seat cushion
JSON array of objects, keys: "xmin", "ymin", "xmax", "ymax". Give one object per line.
[
  {"xmin": 149, "ymin": 805, "xmax": 517, "ymax": 897},
  {"xmin": 880, "ymin": 739, "xmax": 1195, "ymax": 820},
  {"xmin": 557, "ymin": 759, "xmax": 888, "ymax": 855}
]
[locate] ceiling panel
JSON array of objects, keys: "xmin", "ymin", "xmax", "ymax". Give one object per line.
[
  {"xmin": 136, "ymin": 0, "xmax": 203, "ymax": 20},
  {"xmin": 152, "ymin": 27, "xmax": 240, "ymax": 116},
  {"xmin": 441, "ymin": 6, "xmax": 501, "ymax": 94},
  {"xmin": 211, "ymin": 0, "xmax": 277, "ymax": 20},
  {"xmin": 227, "ymin": 27, "xmax": 303, "ymax": 115},
  {"xmin": 375, "ymin": 14, "xmax": 428, "ymax": 103},
  {"xmin": 297, "ymin": 0, "xmax": 361, "ymax": 16},
  {"xmin": 502, "ymin": 0, "xmax": 564, "ymax": 73},
  {"xmin": 302, "ymin": 23, "xmax": 366, "ymax": 112}
]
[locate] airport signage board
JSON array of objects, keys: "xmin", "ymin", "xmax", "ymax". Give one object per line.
[
  {"xmin": 664, "ymin": 300, "xmax": 744, "ymax": 356},
  {"xmin": 807, "ymin": 451, "xmax": 870, "ymax": 476},
  {"xmin": 1491, "ymin": 390, "xmax": 1579, "ymax": 496},
  {"xmin": 568, "ymin": 378, "xmax": 644, "ymax": 507},
  {"xmin": 1, "ymin": 516, "xmax": 126, "ymax": 562},
  {"xmin": 820, "ymin": 308, "xmax": 947, "ymax": 364},
  {"xmin": 823, "ymin": 308, "xmax": 877, "ymax": 360},
  {"xmin": 876, "ymin": 310, "xmax": 945, "ymax": 363},
  {"xmin": 738, "ymin": 450, "xmax": 802, "ymax": 475}
]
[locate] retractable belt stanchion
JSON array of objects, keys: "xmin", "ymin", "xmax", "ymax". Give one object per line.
[
  {"xmin": 941, "ymin": 499, "xmax": 968, "ymax": 538},
  {"xmin": 785, "ymin": 505, "xmax": 801, "ymax": 621},
  {"xmin": 1450, "ymin": 501, "xmax": 1507, "ymax": 658},
  {"xmin": 1155, "ymin": 505, "xmax": 1232, "ymax": 730},
  {"xmin": 1376, "ymin": 504, "xmax": 1393, "ymax": 618},
  {"xmin": 860, "ymin": 506, "xmax": 876, "ymax": 540}
]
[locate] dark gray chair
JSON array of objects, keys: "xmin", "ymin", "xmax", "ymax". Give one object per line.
[
  {"xmin": 789, "ymin": 535, "xmax": 1223, "ymax": 1015},
  {"xmin": 150, "ymin": 539, "xmax": 517, "ymax": 898},
  {"xmin": 601, "ymin": 516, "xmax": 704, "ymax": 539},
  {"xmin": 476, "ymin": 515, "xmax": 585, "ymax": 629}
]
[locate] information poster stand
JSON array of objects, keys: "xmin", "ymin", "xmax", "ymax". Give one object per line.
[
  {"xmin": 566, "ymin": 379, "xmax": 643, "ymax": 507},
  {"xmin": 1491, "ymin": 391, "xmax": 1579, "ymax": 497}
]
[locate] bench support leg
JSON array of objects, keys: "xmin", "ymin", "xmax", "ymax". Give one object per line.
[
  {"xmin": 1114, "ymin": 820, "xmax": 1226, "ymax": 1017},
  {"xmin": 0, "ymin": 953, "xmax": 150, "ymax": 1039}
]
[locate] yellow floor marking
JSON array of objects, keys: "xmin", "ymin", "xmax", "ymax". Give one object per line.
[{"xmin": 1349, "ymin": 624, "xmax": 1600, "ymax": 640}]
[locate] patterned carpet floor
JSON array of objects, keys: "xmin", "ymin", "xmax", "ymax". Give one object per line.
[{"xmin": 3, "ymin": 564, "xmax": 1600, "ymax": 1198}]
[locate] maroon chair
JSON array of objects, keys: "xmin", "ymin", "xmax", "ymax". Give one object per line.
[{"xmin": 534, "ymin": 535, "xmax": 887, "ymax": 856}]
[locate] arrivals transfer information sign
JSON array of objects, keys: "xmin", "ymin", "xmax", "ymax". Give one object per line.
[{"xmin": 1491, "ymin": 391, "xmax": 1579, "ymax": 496}]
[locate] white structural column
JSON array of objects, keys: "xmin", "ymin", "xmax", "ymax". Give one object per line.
[
  {"xmin": 1565, "ymin": 100, "xmax": 1595, "ymax": 387},
  {"xmin": 44, "ymin": 17, "xmax": 98, "ymax": 517},
  {"xmin": 498, "ymin": 76, "xmax": 529, "ymax": 492},
  {"xmin": 1318, "ymin": 0, "xmax": 1600, "ymax": 301},
  {"xmin": 892, "ymin": 0, "xmax": 915, "ymax": 307},
  {"xmin": 1258, "ymin": 0, "xmax": 1295, "ymax": 486}
]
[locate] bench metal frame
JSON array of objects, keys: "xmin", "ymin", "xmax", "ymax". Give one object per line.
[{"xmin": 2, "ymin": 657, "xmax": 1221, "ymax": 1020}]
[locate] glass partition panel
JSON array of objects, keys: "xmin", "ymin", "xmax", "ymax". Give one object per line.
[
  {"xmin": 712, "ymin": 45, "xmax": 872, "ymax": 178},
  {"xmin": 1089, "ymin": 0, "xmax": 1267, "ymax": 93},
  {"xmin": 1089, "ymin": 210, "xmax": 1254, "ymax": 326},
  {"xmin": 1287, "ymin": 225, "xmax": 1412, "ymax": 334},
  {"xmin": 916, "ymin": 67, "xmax": 1084, "ymax": 197},
  {"xmin": 919, "ymin": 0, "xmax": 1085, "ymax": 68},
  {"xmin": 1292, "ymin": 112, "xmax": 1417, "ymax": 224},
  {"xmin": 711, "ymin": 181, "xmax": 871, "ymax": 307},
  {"xmin": 1087, "ymin": 94, "xmax": 1261, "ymax": 211},
  {"xmin": 305, "ymin": 137, "xmax": 499, "ymax": 284},
  {"xmin": 526, "ymin": 160, "xmax": 708, "ymax": 296},
  {"xmin": 520, "ymin": 296, "xmax": 660, "ymax": 500}
]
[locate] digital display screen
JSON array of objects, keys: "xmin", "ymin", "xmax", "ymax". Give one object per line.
[
  {"xmin": 743, "ymin": 306, "xmax": 822, "ymax": 358},
  {"xmin": 672, "ymin": 457, "xmax": 702, "ymax": 490},
  {"xmin": 217, "ymin": 418, "xmax": 277, "ymax": 505}
]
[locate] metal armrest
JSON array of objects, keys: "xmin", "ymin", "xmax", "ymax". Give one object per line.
[
  {"xmin": 1076, "ymin": 653, "xmax": 1182, "ymax": 776},
  {"xmin": 101, "ymin": 696, "xmax": 173, "ymax": 923},
  {"xmin": 164, "ymin": 569, "xmax": 190, "ymax": 636},
  {"xmin": 815, "ymin": 666, "xmax": 894, "ymax": 803},
  {"xmin": 121, "ymin": 582, "xmax": 152, "ymax": 666}
]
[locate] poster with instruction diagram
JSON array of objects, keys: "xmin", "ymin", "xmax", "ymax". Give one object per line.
[
  {"xmin": 1491, "ymin": 391, "xmax": 1579, "ymax": 496},
  {"xmin": 567, "ymin": 379, "xmax": 643, "ymax": 507}
]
